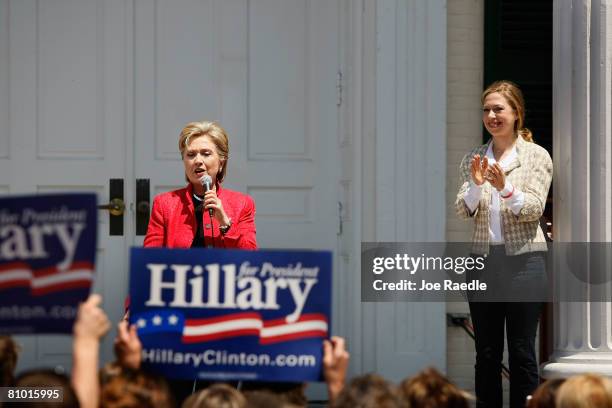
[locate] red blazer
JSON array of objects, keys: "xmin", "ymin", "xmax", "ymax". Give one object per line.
[{"xmin": 143, "ymin": 183, "xmax": 257, "ymax": 249}]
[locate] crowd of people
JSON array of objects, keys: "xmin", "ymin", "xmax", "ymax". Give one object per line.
[{"xmin": 2, "ymin": 295, "xmax": 612, "ymax": 408}]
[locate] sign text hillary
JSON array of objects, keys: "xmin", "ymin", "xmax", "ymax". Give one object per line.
[
  {"xmin": 0, "ymin": 207, "xmax": 87, "ymax": 270},
  {"xmin": 145, "ymin": 261, "xmax": 320, "ymax": 323}
]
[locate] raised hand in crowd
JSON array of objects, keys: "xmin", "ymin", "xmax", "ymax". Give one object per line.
[
  {"xmin": 114, "ymin": 320, "xmax": 142, "ymax": 370},
  {"xmin": 71, "ymin": 293, "xmax": 111, "ymax": 408},
  {"xmin": 322, "ymin": 336, "xmax": 350, "ymax": 404}
]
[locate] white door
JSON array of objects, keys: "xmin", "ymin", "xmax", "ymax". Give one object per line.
[
  {"xmin": 0, "ymin": 0, "xmax": 130, "ymax": 370},
  {"xmin": 132, "ymin": 1, "xmax": 339, "ymax": 394},
  {"xmin": 132, "ymin": 0, "xmax": 339, "ymax": 252},
  {"xmin": 2, "ymin": 0, "xmax": 341, "ymax": 383}
]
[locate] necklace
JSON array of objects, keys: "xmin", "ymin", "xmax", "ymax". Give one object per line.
[
  {"xmin": 493, "ymin": 147, "xmax": 505, "ymax": 157},
  {"xmin": 492, "ymin": 140, "xmax": 515, "ymax": 158},
  {"xmin": 192, "ymin": 193, "xmax": 205, "ymax": 211}
]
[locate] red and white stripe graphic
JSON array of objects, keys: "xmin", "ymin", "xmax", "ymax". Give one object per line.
[
  {"xmin": 260, "ymin": 313, "xmax": 328, "ymax": 344},
  {"xmin": 182, "ymin": 312, "xmax": 263, "ymax": 343},
  {"xmin": 181, "ymin": 312, "xmax": 328, "ymax": 344},
  {"xmin": 0, "ymin": 261, "xmax": 94, "ymax": 295}
]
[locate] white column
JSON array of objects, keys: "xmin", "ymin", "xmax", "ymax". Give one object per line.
[{"xmin": 542, "ymin": 0, "xmax": 612, "ymax": 378}]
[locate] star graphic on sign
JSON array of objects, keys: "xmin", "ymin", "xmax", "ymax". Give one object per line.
[
  {"xmin": 152, "ymin": 315, "xmax": 162, "ymax": 326},
  {"xmin": 136, "ymin": 319, "xmax": 146, "ymax": 328},
  {"xmin": 168, "ymin": 315, "xmax": 179, "ymax": 325}
]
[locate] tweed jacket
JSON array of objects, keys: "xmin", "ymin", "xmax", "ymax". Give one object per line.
[
  {"xmin": 144, "ymin": 183, "xmax": 257, "ymax": 249},
  {"xmin": 455, "ymin": 136, "xmax": 552, "ymax": 255}
]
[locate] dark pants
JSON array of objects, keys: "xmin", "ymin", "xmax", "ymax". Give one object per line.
[{"xmin": 468, "ymin": 247, "xmax": 546, "ymax": 408}]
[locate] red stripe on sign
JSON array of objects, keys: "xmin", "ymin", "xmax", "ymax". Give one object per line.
[
  {"xmin": 184, "ymin": 312, "xmax": 262, "ymax": 327},
  {"xmin": 0, "ymin": 263, "xmax": 29, "ymax": 273},
  {"xmin": 260, "ymin": 329, "xmax": 328, "ymax": 345},
  {"xmin": 182, "ymin": 328, "xmax": 261, "ymax": 343},
  {"xmin": 33, "ymin": 262, "xmax": 94, "ymax": 277},
  {"xmin": 32, "ymin": 280, "xmax": 92, "ymax": 296},
  {"xmin": 0, "ymin": 280, "xmax": 30, "ymax": 290},
  {"xmin": 263, "ymin": 313, "xmax": 328, "ymax": 327}
]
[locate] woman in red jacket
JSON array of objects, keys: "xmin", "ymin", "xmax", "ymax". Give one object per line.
[
  {"xmin": 144, "ymin": 121, "xmax": 257, "ymax": 249},
  {"xmin": 140, "ymin": 121, "xmax": 256, "ymax": 402}
]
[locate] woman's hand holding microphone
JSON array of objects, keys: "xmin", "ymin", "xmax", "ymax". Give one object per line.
[{"xmin": 203, "ymin": 190, "xmax": 231, "ymax": 227}]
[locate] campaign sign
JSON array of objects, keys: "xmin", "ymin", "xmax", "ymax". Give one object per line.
[
  {"xmin": 0, "ymin": 193, "xmax": 97, "ymax": 334},
  {"xmin": 129, "ymin": 247, "xmax": 332, "ymax": 382}
]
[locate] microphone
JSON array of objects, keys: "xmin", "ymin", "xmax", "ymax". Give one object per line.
[{"xmin": 200, "ymin": 175, "xmax": 214, "ymax": 218}]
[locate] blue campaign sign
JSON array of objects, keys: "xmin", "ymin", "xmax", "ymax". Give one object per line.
[
  {"xmin": 0, "ymin": 193, "xmax": 97, "ymax": 334},
  {"xmin": 129, "ymin": 247, "xmax": 332, "ymax": 382}
]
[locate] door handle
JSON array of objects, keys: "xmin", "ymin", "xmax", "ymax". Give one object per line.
[
  {"xmin": 136, "ymin": 179, "xmax": 150, "ymax": 235},
  {"xmin": 98, "ymin": 179, "xmax": 124, "ymax": 236},
  {"xmin": 98, "ymin": 198, "xmax": 125, "ymax": 216}
]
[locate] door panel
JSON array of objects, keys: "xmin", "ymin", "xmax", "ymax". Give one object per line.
[
  {"xmin": 132, "ymin": 1, "xmax": 338, "ymax": 397},
  {"xmin": 246, "ymin": 0, "xmax": 339, "ymax": 251},
  {"xmin": 1, "ymin": 0, "xmax": 129, "ymax": 371},
  {"xmin": 134, "ymin": 0, "xmax": 339, "ymax": 253},
  {"xmin": 2, "ymin": 0, "xmax": 341, "ymax": 388}
]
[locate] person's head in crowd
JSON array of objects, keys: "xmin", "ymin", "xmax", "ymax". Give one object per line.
[
  {"xmin": 4, "ymin": 369, "xmax": 79, "ymax": 408},
  {"xmin": 240, "ymin": 381, "xmax": 307, "ymax": 407},
  {"xmin": 0, "ymin": 335, "xmax": 19, "ymax": 387},
  {"xmin": 528, "ymin": 378, "xmax": 565, "ymax": 408},
  {"xmin": 179, "ymin": 121, "xmax": 229, "ymax": 187},
  {"xmin": 332, "ymin": 373, "xmax": 400, "ymax": 408},
  {"xmin": 242, "ymin": 390, "xmax": 301, "ymax": 408},
  {"xmin": 398, "ymin": 367, "xmax": 470, "ymax": 408},
  {"xmin": 182, "ymin": 383, "xmax": 246, "ymax": 408},
  {"xmin": 100, "ymin": 364, "xmax": 175, "ymax": 408},
  {"xmin": 556, "ymin": 374, "xmax": 612, "ymax": 408}
]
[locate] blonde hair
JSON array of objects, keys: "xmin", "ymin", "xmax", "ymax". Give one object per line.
[
  {"xmin": 178, "ymin": 121, "xmax": 229, "ymax": 182},
  {"xmin": 482, "ymin": 80, "xmax": 533, "ymax": 142},
  {"xmin": 528, "ymin": 378, "xmax": 565, "ymax": 408},
  {"xmin": 556, "ymin": 374, "xmax": 612, "ymax": 408},
  {"xmin": 183, "ymin": 384, "xmax": 246, "ymax": 408}
]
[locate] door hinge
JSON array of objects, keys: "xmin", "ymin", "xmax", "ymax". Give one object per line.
[
  {"xmin": 337, "ymin": 201, "xmax": 343, "ymax": 235},
  {"xmin": 336, "ymin": 70, "xmax": 343, "ymax": 107}
]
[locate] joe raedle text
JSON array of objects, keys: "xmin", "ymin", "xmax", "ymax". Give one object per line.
[
  {"xmin": 370, "ymin": 253, "xmax": 487, "ymax": 294},
  {"xmin": 372, "ymin": 279, "xmax": 486, "ymax": 292}
]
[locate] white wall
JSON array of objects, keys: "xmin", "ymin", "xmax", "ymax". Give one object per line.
[
  {"xmin": 364, "ymin": 0, "xmax": 448, "ymax": 380},
  {"xmin": 340, "ymin": 0, "xmax": 448, "ymax": 381},
  {"xmin": 445, "ymin": 0, "xmax": 484, "ymax": 395}
]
